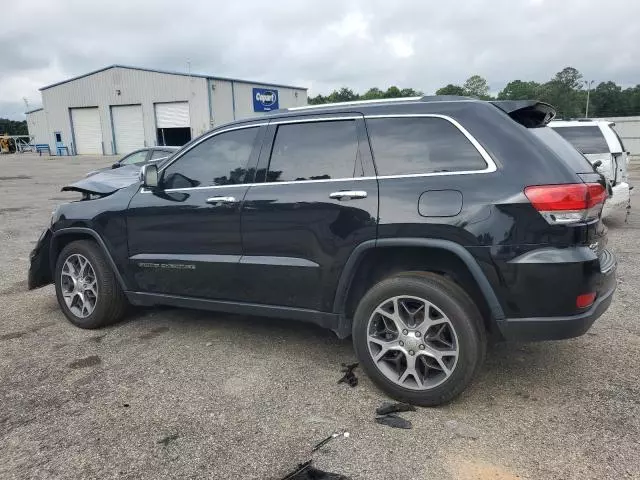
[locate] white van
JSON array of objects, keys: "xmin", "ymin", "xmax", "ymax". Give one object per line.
[{"xmin": 550, "ymin": 120, "xmax": 631, "ymax": 218}]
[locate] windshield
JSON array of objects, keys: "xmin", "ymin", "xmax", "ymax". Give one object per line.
[
  {"xmin": 530, "ymin": 127, "xmax": 595, "ymax": 172},
  {"xmin": 551, "ymin": 126, "xmax": 610, "ymax": 155}
]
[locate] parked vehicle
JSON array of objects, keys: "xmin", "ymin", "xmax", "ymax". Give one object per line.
[
  {"xmin": 85, "ymin": 146, "xmax": 179, "ymax": 177},
  {"xmin": 29, "ymin": 96, "xmax": 616, "ymax": 406},
  {"xmin": 550, "ymin": 120, "xmax": 631, "ymax": 218}
]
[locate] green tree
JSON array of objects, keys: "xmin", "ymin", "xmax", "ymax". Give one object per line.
[
  {"xmin": 590, "ymin": 81, "xmax": 623, "ymax": 117},
  {"xmin": 463, "ymin": 75, "xmax": 491, "ymax": 99},
  {"xmin": 435, "ymin": 84, "xmax": 466, "ymax": 96},
  {"xmin": 399, "ymin": 88, "xmax": 423, "ymax": 97},
  {"xmin": 383, "ymin": 86, "xmax": 402, "ymax": 98},
  {"xmin": 539, "ymin": 67, "xmax": 584, "ymax": 117},
  {"xmin": 361, "ymin": 88, "xmax": 384, "ymax": 100},
  {"xmin": 497, "ymin": 80, "xmax": 542, "ymax": 100},
  {"xmin": 0, "ymin": 118, "xmax": 28, "ymax": 135},
  {"xmin": 327, "ymin": 87, "xmax": 359, "ymax": 103}
]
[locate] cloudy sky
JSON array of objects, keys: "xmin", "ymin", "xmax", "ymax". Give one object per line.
[{"xmin": 2, "ymin": 0, "xmax": 639, "ymax": 119}]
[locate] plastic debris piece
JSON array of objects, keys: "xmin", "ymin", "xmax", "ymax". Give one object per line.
[
  {"xmin": 375, "ymin": 402, "xmax": 416, "ymax": 416},
  {"xmin": 375, "ymin": 414, "xmax": 413, "ymax": 429},
  {"xmin": 337, "ymin": 363, "xmax": 358, "ymax": 387},
  {"xmin": 280, "ymin": 460, "xmax": 351, "ymax": 480},
  {"xmin": 312, "ymin": 430, "xmax": 350, "ymax": 452}
]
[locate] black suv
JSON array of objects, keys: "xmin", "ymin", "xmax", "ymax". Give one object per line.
[{"xmin": 29, "ymin": 96, "xmax": 616, "ymax": 406}]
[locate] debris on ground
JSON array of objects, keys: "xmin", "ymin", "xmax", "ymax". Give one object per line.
[
  {"xmin": 157, "ymin": 433, "xmax": 179, "ymax": 446},
  {"xmin": 375, "ymin": 413, "xmax": 413, "ymax": 429},
  {"xmin": 280, "ymin": 460, "xmax": 351, "ymax": 480},
  {"xmin": 312, "ymin": 430, "xmax": 350, "ymax": 452},
  {"xmin": 337, "ymin": 363, "xmax": 358, "ymax": 387},
  {"xmin": 375, "ymin": 402, "xmax": 416, "ymax": 416},
  {"xmin": 444, "ymin": 420, "xmax": 481, "ymax": 439}
]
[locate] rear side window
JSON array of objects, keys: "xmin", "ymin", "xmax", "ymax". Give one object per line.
[
  {"xmin": 366, "ymin": 117, "xmax": 487, "ymax": 176},
  {"xmin": 530, "ymin": 127, "xmax": 594, "ymax": 173},
  {"xmin": 552, "ymin": 126, "xmax": 609, "ymax": 154},
  {"xmin": 266, "ymin": 120, "xmax": 358, "ymax": 182}
]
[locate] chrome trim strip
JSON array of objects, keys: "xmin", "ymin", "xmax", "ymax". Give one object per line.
[
  {"xmin": 364, "ymin": 114, "xmax": 496, "ymax": 173},
  {"xmin": 286, "ymin": 97, "xmax": 422, "ymax": 110},
  {"xmin": 141, "ymin": 113, "xmax": 497, "ymax": 193},
  {"xmin": 271, "ymin": 116, "xmax": 361, "ymax": 124}
]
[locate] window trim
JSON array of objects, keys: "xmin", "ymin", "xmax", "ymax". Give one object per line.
[
  {"xmin": 364, "ymin": 114, "xmax": 496, "ymax": 178},
  {"xmin": 144, "ymin": 113, "xmax": 497, "ymax": 193}
]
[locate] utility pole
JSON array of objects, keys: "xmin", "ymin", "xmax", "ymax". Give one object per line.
[{"xmin": 584, "ymin": 80, "xmax": 594, "ymax": 118}]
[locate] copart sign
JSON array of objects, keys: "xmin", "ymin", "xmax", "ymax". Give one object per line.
[{"xmin": 253, "ymin": 88, "xmax": 279, "ymax": 112}]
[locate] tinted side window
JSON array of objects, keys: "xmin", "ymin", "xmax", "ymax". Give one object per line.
[
  {"xmin": 266, "ymin": 120, "xmax": 358, "ymax": 182},
  {"xmin": 552, "ymin": 126, "xmax": 609, "ymax": 154},
  {"xmin": 163, "ymin": 128, "xmax": 258, "ymax": 189},
  {"xmin": 120, "ymin": 150, "xmax": 148, "ymax": 165},
  {"xmin": 366, "ymin": 117, "xmax": 487, "ymax": 175},
  {"xmin": 150, "ymin": 150, "xmax": 171, "ymax": 160}
]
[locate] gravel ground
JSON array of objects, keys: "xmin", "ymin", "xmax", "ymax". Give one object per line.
[{"xmin": 1, "ymin": 154, "xmax": 639, "ymax": 480}]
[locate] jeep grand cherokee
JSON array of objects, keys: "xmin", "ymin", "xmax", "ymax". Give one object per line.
[{"xmin": 28, "ymin": 96, "xmax": 616, "ymax": 406}]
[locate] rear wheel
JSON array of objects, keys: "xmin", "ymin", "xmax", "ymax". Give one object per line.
[
  {"xmin": 352, "ymin": 272, "xmax": 486, "ymax": 406},
  {"xmin": 55, "ymin": 240, "xmax": 128, "ymax": 329}
]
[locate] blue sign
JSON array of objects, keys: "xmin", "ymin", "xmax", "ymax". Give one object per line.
[{"xmin": 253, "ymin": 88, "xmax": 279, "ymax": 112}]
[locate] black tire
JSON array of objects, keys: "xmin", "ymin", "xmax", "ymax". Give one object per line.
[
  {"xmin": 54, "ymin": 240, "xmax": 128, "ymax": 329},
  {"xmin": 352, "ymin": 272, "xmax": 486, "ymax": 406}
]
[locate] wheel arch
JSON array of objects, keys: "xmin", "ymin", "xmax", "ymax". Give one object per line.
[
  {"xmin": 51, "ymin": 227, "xmax": 128, "ymax": 291},
  {"xmin": 333, "ymin": 239, "xmax": 505, "ymax": 338}
]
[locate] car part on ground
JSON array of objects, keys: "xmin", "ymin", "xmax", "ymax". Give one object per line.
[
  {"xmin": 337, "ymin": 362, "xmax": 359, "ymax": 387},
  {"xmin": 29, "ymin": 95, "xmax": 617, "ymax": 406}
]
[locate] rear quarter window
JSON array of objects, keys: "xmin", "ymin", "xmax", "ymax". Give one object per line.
[
  {"xmin": 551, "ymin": 126, "xmax": 610, "ymax": 154},
  {"xmin": 365, "ymin": 117, "xmax": 488, "ymax": 176},
  {"xmin": 530, "ymin": 127, "xmax": 594, "ymax": 173}
]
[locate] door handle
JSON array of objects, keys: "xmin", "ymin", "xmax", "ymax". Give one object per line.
[
  {"xmin": 329, "ymin": 190, "xmax": 367, "ymax": 200},
  {"xmin": 206, "ymin": 196, "xmax": 237, "ymax": 204}
]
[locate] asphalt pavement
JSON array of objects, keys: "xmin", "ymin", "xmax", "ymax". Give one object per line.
[{"xmin": 1, "ymin": 154, "xmax": 638, "ymax": 479}]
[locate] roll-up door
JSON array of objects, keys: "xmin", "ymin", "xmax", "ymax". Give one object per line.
[
  {"xmin": 71, "ymin": 107, "xmax": 102, "ymax": 154},
  {"xmin": 112, "ymin": 104, "xmax": 144, "ymax": 154}
]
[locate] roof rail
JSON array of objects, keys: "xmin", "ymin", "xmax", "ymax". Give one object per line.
[{"xmin": 286, "ymin": 96, "xmax": 422, "ymax": 111}]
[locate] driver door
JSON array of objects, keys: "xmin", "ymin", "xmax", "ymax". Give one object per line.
[{"xmin": 126, "ymin": 125, "xmax": 265, "ymax": 300}]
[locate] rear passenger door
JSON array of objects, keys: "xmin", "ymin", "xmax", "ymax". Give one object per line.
[{"xmin": 239, "ymin": 114, "xmax": 378, "ymax": 312}]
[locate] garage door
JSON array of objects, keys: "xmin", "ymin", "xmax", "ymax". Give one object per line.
[
  {"xmin": 155, "ymin": 102, "xmax": 190, "ymax": 128},
  {"xmin": 112, "ymin": 105, "xmax": 145, "ymax": 154},
  {"xmin": 71, "ymin": 107, "xmax": 102, "ymax": 155}
]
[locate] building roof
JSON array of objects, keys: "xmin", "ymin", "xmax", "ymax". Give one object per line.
[
  {"xmin": 25, "ymin": 107, "xmax": 44, "ymax": 114},
  {"xmin": 39, "ymin": 64, "xmax": 308, "ymax": 91}
]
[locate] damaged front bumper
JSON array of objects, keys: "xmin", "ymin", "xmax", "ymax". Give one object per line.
[{"xmin": 28, "ymin": 228, "xmax": 53, "ymax": 289}]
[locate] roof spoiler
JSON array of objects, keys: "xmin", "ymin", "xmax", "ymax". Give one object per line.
[{"xmin": 490, "ymin": 100, "xmax": 556, "ymax": 127}]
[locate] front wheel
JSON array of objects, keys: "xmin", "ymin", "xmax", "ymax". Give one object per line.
[
  {"xmin": 54, "ymin": 240, "xmax": 128, "ymax": 329},
  {"xmin": 352, "ymin": 272, "xmax": 486, "ymax": 406}
]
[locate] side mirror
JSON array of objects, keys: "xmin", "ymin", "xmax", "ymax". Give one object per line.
[
  {"xmin": 592, "ymin": 160, "xmax": 603, "ymax": 170},
  {"xmin": 140, "ymin": 164, "xmax": 159, "ymax": 189}
]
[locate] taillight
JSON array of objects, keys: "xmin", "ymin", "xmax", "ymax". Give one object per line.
[
  {"xmin": 524, "ymin": 183, "xmax": 606, "ymax": 224},
  {"xmin": 576, "ymin": 292, "xmax": 596, "ymax": 309}
]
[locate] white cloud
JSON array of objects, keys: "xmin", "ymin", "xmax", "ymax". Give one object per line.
[{"xmin": 1, "ymin": 0, "xmax": 639, "ymax": 118}]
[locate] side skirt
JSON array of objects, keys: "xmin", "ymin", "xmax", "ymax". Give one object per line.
[{"xmin": 125, "ymin": 291, "xmax": 345, "ymax": 336}]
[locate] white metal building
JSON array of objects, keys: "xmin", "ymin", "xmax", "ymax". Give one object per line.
[{"xmin": 26, "ymin": 65, "xmax": 308, "ymax": 155}]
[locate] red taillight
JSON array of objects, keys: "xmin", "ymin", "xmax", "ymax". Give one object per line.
[
  {"xmin": 576, "ymin": 292, "xmax": 596, "ymax": 309},
  {"xmin": 524, "ymin": 183, "xmax": 606, "ymax": 224}
]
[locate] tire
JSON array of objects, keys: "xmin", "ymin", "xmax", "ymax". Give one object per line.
[
  {"xmin": 352, "ymin": 272, "xmax": 486, "ymax": 406},
  {"xmin": 54, "ymin": 240, "xmax": 128, "ymax": 329}
]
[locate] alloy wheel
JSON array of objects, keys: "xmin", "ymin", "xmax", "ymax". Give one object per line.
[
  {"xmin": 366, "ymin": 295, "xmax": 459, "ymax": 390},
  {"xmin": 60, "ymin": 253, "xmax": 98, "ymax": 318}
]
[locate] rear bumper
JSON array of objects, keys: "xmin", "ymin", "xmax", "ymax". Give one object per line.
[
  {"xmin": 602, "ymin": 182, "xmax": 630, "ymax": 218},
  {"xmin": 28, "ymin": 228, "xmax": 52, "ymax": 289},
  {"xmin": 497, "ymin": 249, "xmax": 616, "ymax": 341}
]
